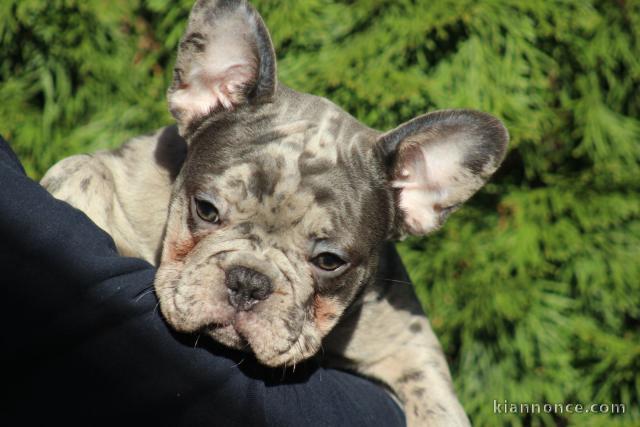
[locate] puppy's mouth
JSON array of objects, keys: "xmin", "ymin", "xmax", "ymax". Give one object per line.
[
  {"xmin": 200, "ymin": 318, "xmax": 248, "ymax": 350},
  {"xmin": 204, "ymin": 320, "xmax": 234, "ymax": 330},
  {"xmin": 199, "ymin": 311, "xmax": 308, "ymax": 366}
]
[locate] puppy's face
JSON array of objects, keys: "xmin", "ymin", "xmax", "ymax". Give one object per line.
[
  {"xmin": 157, "ymin": 102, "xmax": 390, "ymax": 366},
  {"xmin": 154, "ymin": 0, "xmax": 508, "ymax": 367}
]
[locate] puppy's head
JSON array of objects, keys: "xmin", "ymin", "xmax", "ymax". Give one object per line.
[{"xmin": 155, "ymin": 0, "xmax": 508, "ymax": 367}]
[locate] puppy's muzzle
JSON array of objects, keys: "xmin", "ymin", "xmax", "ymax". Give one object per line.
[{"xmin": 225, "ymin": 266, "xmax": 273, "ymax": 311}]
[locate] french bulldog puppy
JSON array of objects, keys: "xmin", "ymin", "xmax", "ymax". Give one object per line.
[{"xmin": 42, "ymin": 1, "xmax": 508, "ymax": 425}]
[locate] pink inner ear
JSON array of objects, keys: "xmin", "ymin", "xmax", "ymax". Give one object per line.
[
  {"xmin": 169, "ymin": 62, "xmax": 257, "ymax": 125},
  {"xmin": 392, "ymin": 141, "xmax": 466, "ymax": 235}
]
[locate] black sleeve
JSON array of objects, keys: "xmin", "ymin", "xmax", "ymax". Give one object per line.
[{"xmin": 0, "ymin": 137, "xmax": 405, "ymax": 427}]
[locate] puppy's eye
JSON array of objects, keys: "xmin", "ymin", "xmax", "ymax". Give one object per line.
[
  {"xmin": 312, "ymin": 253, "xmax": 346, "ymax": 271},
  {"xmin": 195, "ymin": 198, "xmax": 220, "ymax": 223}
]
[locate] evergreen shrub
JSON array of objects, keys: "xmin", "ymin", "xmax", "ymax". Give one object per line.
[{"xmin": 2, "ymin": 1, "xmax": 638, "ymax": 425}]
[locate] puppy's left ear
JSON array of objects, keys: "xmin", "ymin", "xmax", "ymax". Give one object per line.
[{"xmin": 380, "ymin": 109, "xmax": 509, "ymax": 236}]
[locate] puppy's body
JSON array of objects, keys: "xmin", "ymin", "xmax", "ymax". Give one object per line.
[
  {"xmin": 42, "ymin": 1, "xmax": 509, "ymax": 425},
  {"xmin": 43, "ymin": 125, "xmax": 185, "ymax": 263},
  {"xmin": 42, "ymin": 122, "xmax": 468, "ymax": 426}
]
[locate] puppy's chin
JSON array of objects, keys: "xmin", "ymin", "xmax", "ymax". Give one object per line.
[
  {"xmin": 204, "ymin": 313, "xmax": 323, "ymax": 368},
  {"xmin": 255, "ymin": 342, "xmax": 319, "ymax": 368},
  {"xmin": 157, "ymin": 272, "xmax": 325, "ymax": 366},
  {"xmin": 204, "ymin": 323, "xmax": 247, "ymax": 350}
]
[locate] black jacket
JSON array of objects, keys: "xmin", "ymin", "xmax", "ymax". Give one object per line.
[{"xmin": 0, "ymin": 136, "xmax": 405, "ymax": 426}]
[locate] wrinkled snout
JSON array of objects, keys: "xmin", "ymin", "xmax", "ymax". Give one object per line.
[{"xmin": 225, "ymin": 266, "xmax": 273, "ymax": 311}]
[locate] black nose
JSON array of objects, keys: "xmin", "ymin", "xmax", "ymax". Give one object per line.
[{"xmin": 225, "ymin": 266, "xmax": 273, "ymax": 311}]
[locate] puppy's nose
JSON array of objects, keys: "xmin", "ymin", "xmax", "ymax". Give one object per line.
[{"xmin": 225, "ymin": 266, "xmax": 273, "ymax": 311}]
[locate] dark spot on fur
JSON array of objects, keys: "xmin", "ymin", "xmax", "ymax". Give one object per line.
[
  {"xmin": 412, "ymin": 387, "xmax": 425, "ymax": 398},
  {"xmin": 275, "ymin": 156, "xmax": 284, "ymax": 169},
  {"xmin": 172, "ymin": 67, "xmax": 185, "ymax": 87},
  {"xmin": 248, "ymin": 167, "xmax": 278, "ymax": 200},
  {"xmin": 247, "ymin": 234, "xmax": 262, "ymax": 245},
  {"xmin": 111, "ymin": 143, "xmax": 130, "ymax": 158},
  {"xmin": 281, "ymin": 307, "xmax": 302, "ymax": 341},
  {"xmin": 313, "ymin": 187, "xmax": 334, "ymax": 204},
  {"xmin": 410, "ymin": 321, "xmax": 422, "ymax": 333},
  {"xmin": 252, "ymin": 129, "xmax": 288, "ymax": 145},
  {"xmin": 236, "ymin": 222, "xmax": 253, "ymax": 234},
  {"xmin": 463, "ymin": 155, "xmax": 488, "ymax": 175},
  {"xmin": 435, "ymin": 403, "xmax": 448, "ymax": 413},
  {"xmin": 182, "ymin": 32, "xmax": 207, "ymax": 53},
  {"xmin": 397, "ymin": 370, "xmax": 424, "ymax": 384},
  {"xmin": 61, "ymin": 156, "xmax": 89, "ymax": 176},
  {"xmin": 80, "ymin": 176, "xmax": 92, "ymax": 191},
  {"xmin": 299, "ymin": 150, "xmax": 314, "ymax": 163},
  {"xmin": 300, "ymin": 158, "xmax": 334, "ymax": 177},
  {"xmin": 42, "ymin": 175, "xmax": 65, "ymax": 193}
]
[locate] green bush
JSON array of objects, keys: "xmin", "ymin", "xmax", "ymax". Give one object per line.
[{"xmin": 2, "ymin": 1, "xmax": 638, "ymax": 425}]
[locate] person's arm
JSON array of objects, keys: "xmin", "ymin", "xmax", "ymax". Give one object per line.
[{"xmin": 0, "ymin": 136, "xmax": 405, "ymax": 427}]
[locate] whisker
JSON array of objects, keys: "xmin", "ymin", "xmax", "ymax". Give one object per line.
[
  {"xmin": 134, "ymin": 286, "xmax": 156, "ymax": 303},
  {"xmin": 151, "ymin": 285, "xmax": 178, "ymax": 299},
  {"xmin": 378, "ymin": 277, "xmax": 413, "ymax": 286},
  {"xmin": 230, "ymin": 357, "xmax": 245, "ymax": 369},
  {"xmin": 295, "ymin": 340, "xmax": 306, "ymax": 373}
]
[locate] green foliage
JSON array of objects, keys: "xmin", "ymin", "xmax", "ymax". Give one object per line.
[{"xmin": 2, "ymin": 1, "xmax": 639, "ymax": 425}]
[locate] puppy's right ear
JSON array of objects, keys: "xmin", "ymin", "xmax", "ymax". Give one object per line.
[{"xmin": 168, "ymin": 0, "xmax": 277, "ymax": 136}]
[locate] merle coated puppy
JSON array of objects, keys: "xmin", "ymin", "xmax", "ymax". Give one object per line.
[{"xmin": 42, "ymin": 1, "xmax": 508, "ymax": 425}]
